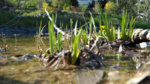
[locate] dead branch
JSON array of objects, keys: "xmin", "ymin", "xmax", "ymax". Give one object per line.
[{"xmin": 45, "ymin": 9, "xmax": 66, "ymax": 35}]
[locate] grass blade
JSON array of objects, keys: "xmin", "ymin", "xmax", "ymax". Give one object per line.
[{"xmin": 72, "ymin": 29, "xmax": 82, "ymax": 64}]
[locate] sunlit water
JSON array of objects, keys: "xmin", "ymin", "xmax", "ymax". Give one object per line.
[{"xmin": 0, "ymin": 37, "xmax": 150, "ymax": 84}]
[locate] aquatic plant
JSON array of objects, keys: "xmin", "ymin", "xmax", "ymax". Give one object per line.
[
  {"xmin": 88, "ymin": 12, "xmax": 96, "ymax": 44},
  {"xmin": 88, "ymin": 13, "xmax": 93, "ymax": 42},
  {"xmin": 37, "ymin": 21, "xmax": 49, "ymax": 56},
  {"xmin": 128, "ymin": 17, "xmax": 136, "ymax": 40},
  {"xmin": 97, "ymin": 8, "xmax": 135, "ymax": 42},
  {"xmin": 82, "ymin": 30, "xmax": 88, "ymax": 45},
  {"xmin": 98, "ymin": 17, "xmax": 102, "ymax": 36},
  {"xmin": 38, "ymin": 21, "xmax": 42, "ymax": 39},
  {"xmin": 121, "ymin": 8, "xmax": 136, "ymax": 41},
  {"xmin": 121, "ymin": 9, "xmax": 128, "ymax": 40},
  {"xmin": 48, "ymin": 15, "xmax": 56, "ymax": 55},
  {"xmin": 99, "ymin": 13, "xmax": 116, "ymax": 41},
  {"xmin": 72, "ymin": 29, "xmax": 82, "ymax": 64},
  {"xmin": 117, "ymin": 27, "xmax": 121, "ymax": 39},
  {"xmin": 70, "ymin": 18, "xmax": 73, "ymax": 33},
  {"xmin": 57, "ymin": 32, "xmax": 62, "ymax": 52}
]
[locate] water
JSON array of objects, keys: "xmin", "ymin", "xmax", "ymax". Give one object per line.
[{"xmin": 0, "ymin": 37, "xmax": 150, "ymax": 84}]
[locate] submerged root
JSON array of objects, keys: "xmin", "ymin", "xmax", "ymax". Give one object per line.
[
  {"xmin": 79, "ymin": 44, "xmax": 105, "ymax": 69},
  {"xmin": 38, "ymin": 43, "xmax": 105, "ymax": 70},
  {"xmin": 39, "ymin": 49, "xmax": 71, "ymax": 70}
]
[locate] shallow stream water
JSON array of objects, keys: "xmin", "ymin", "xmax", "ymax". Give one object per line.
[{"xmin": 0, "ymin": 37, "xmax": 150, "ymax": 84}]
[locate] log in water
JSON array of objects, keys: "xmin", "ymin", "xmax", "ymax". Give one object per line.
[{"xmin": 131, "ymin": 29, "xmax": 150, "ymax": 43}]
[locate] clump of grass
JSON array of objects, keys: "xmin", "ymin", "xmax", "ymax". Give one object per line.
[
  {"xmin": 121, "ymin": 8, "xmax": 136, "ymax": 41},
  {"xmin": 128, "ymin": 17, "xmax": 136, "ymax": 40},
  {"xmin": 98, "ymin": 10, "xmax": 116, "ymax": 41},
  {"xmin": 37, "ymin": 15, "xmax": 58, "ymax": 56},
  {"xmin": 121, "ymin": 9, "xmax": 128, "ymax": 40},
  {"xmin": 96, "ymin": 8, "xmax": 135, "ymax": 42}
]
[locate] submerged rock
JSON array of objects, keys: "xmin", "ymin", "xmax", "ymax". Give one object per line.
[
  {"xmin": 74, "ymin": 69, "xmax": 104, "ymax": 84},
  {"xmin": 20, "ymin": 53, "xmax": 37, "ymax": 61},
  {"xmin": 127, "ymin": 67, "xmax": 150, "ymax": 84}
]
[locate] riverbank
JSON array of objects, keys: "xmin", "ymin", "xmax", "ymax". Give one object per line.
[{"xmin": 0, "ymin": 11, "xmax": 150, "ymax": 30}]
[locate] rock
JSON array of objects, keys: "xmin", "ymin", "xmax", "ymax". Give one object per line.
[
  {"xmin": 126, "ymin": 68, "xmax": 150, "ymax": 84},
  {"xmin": 107, "ymin": 69, "xmax": 120, "ymax": 80},
  {"xmin": 20, "ymin": 54, "xmax": 36, "ymax": 61},
  {"xmin": 74, "ymin": 69, "xmax": 104, "ymax": 84},
  {"xmin": 136, "ymin": 42, "xmax": 150, "ymax": 48}
]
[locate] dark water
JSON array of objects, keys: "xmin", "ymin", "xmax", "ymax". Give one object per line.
[{"xmin": 0, "ymin": 27, "xmax": 38, "ymax": 37}]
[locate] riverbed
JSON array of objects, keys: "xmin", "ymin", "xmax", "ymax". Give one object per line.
[{"xmin": 0, "ymin": 37, "xmax": 150, "ymax": 84}]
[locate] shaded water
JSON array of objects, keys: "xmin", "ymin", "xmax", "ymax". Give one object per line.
[{"xmin": 0, "ymin": 37, "xmax": 150, "ymax": 84}]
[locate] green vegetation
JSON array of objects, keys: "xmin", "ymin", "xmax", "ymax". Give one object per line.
[
  {"xmin": 1, "ymin": 1, "xmax": 150, "ymax": 83},
  {"xmin": 121, "ymin": 9, "xmax": 136, "ymax": 41},
  {"xmin": 5, "ymin": 0, "xmax": 42, "ymax": 10},
  {"xmin": 57, "ymin": 33, "xmax": 62, "ymax": 52},
  {"xmin": 82, "ymin": 30, "xmax": 88, "ymax": 45},
  {"xmin": 134, "ymin": 19, "xmax": 150, "ymax": 29},
  {"xmin": 0, "ymin": 0, "xmax": 149, "ymax": 29},
  {"xmin": 121, "ymin": 9, "xmax": 128, "ymax": 40},
  {"xmin": 48, "ymin": 18, "xmax": 55, "ymax": 55},
  {"xmin": 38, "ymin": 7, "xmax": 135, "ymax": 65},
  {"xmin": 72, "ymin": 29, "xmax": 82, "ymax": 64}
]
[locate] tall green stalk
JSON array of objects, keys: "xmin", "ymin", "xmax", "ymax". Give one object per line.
[
  {"xmin": 128, "ymin": 17, "xmax": 136, "ymax": 40},
  {"xmin": 72, "ymin": 29, "xmax": 82, "ymax": 64},
  {"xmin": 48, "ymin": 15, "xmax": 56, "ymax": 55},
  {"xmin": 121, "ymin": 9, "xmax": 128, "ymax": 40},
  {"xmin": 82, "ymin": 30, "xmax": 88, "ymax": 45},
  {"xmin": 70, "ymin": 18, "xmax": 73, "ymax": 33},
  {"xmin": 88, "ymin": 14, "xmax": 93, "ymax": 45},
  {"xmin": 37, "ymin": 21, "xmax": 49, "ymax": 56},
  {"xmin": 121, "ymin": 8, "xmax": 136, "ymax": 41},
  {"xmin": 117, "ymin": 27, "xmax": 121, "ymax": 39},
  {"xmin": 89, "ymin": 12, "xmax": 96, "ymax": 33},
  {"xmin": 101, "ymin": 13, "xmax": 113, "ymax": 41},
  {"xmin": 98, "ymin": 15, "xmax": 102, "ymax": 36},
  {"xmin": 38, "ymin": 21, "xmax": 42, "ymax": 38},
  {"xmin": 57, "ymin": 32, "xmax": 62, "ymax": 52}
]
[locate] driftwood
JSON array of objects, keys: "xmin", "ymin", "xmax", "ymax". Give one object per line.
[
  {"xmin": 45, "ymin": 9, "xmax": 66, "ymax": 35},
  {"xmin": 131, "ymin": 29, "xmax": 150, "ymax": 43}
]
